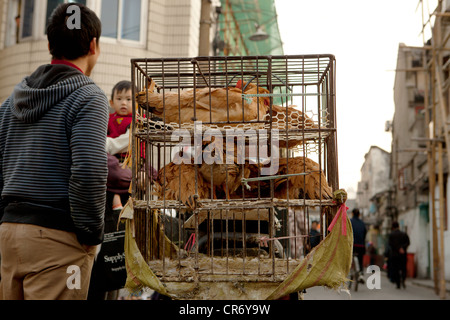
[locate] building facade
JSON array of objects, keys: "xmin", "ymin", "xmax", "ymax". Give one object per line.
[
  {"xmin": 355, "ymin": 3, "xmax": 450, "ymax": 293},
  {"xmin": 0, "ymin": 0, "xmax": 283, "ymax": 103},
  {"xmin": 356, "ymin": 146, "xmax": 391, "ymax": 219},
  {"xmin": 356, "ymin": 145, "xmax": 391, "ymax": 258},
  {"xmin": 391, "ymin": 43, "xmax": 431, "ymax": 279},
  {"xmin": 0, "ymin": 0, "xmax": 206, "ymax": 103}
]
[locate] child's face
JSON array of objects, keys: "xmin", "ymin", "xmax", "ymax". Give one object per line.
[{"xmin": 110, "ymin": 89, "xmax": 132, "ymax": 116}]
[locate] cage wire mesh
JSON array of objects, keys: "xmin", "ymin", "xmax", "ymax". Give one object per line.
[{"xmin": 129, "ymin": 55, "xmax": 339, "ymax": 298}]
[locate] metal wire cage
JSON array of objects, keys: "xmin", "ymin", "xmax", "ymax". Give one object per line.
[{"xmin": 129, "ymin": 55, "xmax": 338, "ymax": 299}]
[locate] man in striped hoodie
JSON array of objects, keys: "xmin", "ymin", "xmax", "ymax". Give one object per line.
[{"xmin": 0, "ymin": 3, "xmax": 108, "ymax": 300}]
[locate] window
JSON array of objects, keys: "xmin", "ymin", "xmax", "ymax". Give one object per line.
[
  {"xmin": 45, "ymin": 0, "xmax": 87, "ymax": 31},
  {"xmin": 101, "ymin": 0, "xmax": 119, "ymax": 38},
  {"xmin": 100, "ymin": 0, "xmax": 144, "ymax": 43},
  {"xmin": 5, "ymin": 0, "xmax": 90, "ymax": 47},
  {"xmin": 21, "ymin": 0, "xmax": 34, "ymax": 39},
  {"xmin": 5, "ymin": 0, "xmax": 21, "ymax": 46},
  {"xmin": 5, "ymin": 0, "xmax": 36, "ymax": 44},
  {"xmin": 4, "ymin": 0, "xmax": 144, "ymax": 47}
]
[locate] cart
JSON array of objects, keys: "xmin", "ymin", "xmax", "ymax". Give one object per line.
[{"xmin": 122, "ymin": 55, "xmax": 352, "ymax": 300}]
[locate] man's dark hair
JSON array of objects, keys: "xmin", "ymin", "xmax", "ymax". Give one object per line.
[
  {"xmin": 392, "ymin": 221, "xmax": 399, "ymax": 229},
  {"xmin": 47, "ymin": 3, "xmax": 101, "ymax": 60},
  {"xmin": 352, "ymin": 208, "xmax": 360, "ymax": 218},
  {"xmin": 111, "ymin": 80, "xmax": 133, "ymax": 100}
]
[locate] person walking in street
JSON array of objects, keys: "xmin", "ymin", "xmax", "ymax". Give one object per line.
[
  {"xmin": 309, "ymin": 220, "xmax": 321, "ymax": 250},
  {"xmin": 0, "ymin": 3, "xmax": 108, "ymax": 300},
  {"xmin": 350, "ymin": 208, "xmax": 367, "ymax": 283},
  {"xmin": 388, "ymin": 221, "xmax": 410, "ymax": 289}
]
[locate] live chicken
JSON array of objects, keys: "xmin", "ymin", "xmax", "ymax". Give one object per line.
[
  {"xmin": 136, "ymin": 80, "xmax": 271, "ymax": 124},
  {"xmin": 154, "ymin": 162, "xmax": 210, "ymax": 210},
  {"xmin": 269, "ymin": 104, "xmax": 318, "ymax": 149},
  {"xmin": 242, "ymin": 157, "xmax": 333, "ymax": 200},
  {"xmin": 198, "ymin": 137, "xmax": 251, "ymax": 200},
  {"xmin": 269, "ymin": 104, "xmax": 317, "ymax": 129},
  {"xmin": 273, "ymin": 157, "xmax": 333, "ymax": 200}
]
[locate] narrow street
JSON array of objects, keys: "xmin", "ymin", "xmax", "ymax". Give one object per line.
[{"xmin": 302, "ymin": 272, "xmax": 450, "ymax": 300}]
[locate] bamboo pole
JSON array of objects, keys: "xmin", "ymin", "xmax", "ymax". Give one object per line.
[
  {"xmin": 437, "ymin": 141, "xmax": 447, "ymax": 300},
  {"xmin": 432, "ymin": 22, "xmax": 450, "ymax": 169},
  {"xmin": 430, "ymin": 139, "xmax": 439, "ymax": 294},
  {"xmin": 430, "ymin": 8, "xmax": 447, "ymax": 299},
  {"xmin": 424, "ymin": 48, "xmax": 440, "ymax": 293},
  {"xmin": 432, "ymin": 51, "xmax": 440, "ymax": 296}
]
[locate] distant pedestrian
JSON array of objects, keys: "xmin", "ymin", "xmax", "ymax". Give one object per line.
[
  {"xmin": 309, "ymin": 220, "xmax": 321, "ymax": 250},
  {"xmin": 367, "ymin": 241, "xmax": 377, "ymax": 265},
  {"xmin": 350, "ymin": 208, "xmax": 367, "ymax": 279},
  {"xmin": 384, "ymin": 244, "xmax": 393, "ymax": 282},
  {"xmin": 388, "ymin": 221, "xmax": 410, "ymax": 289},
  {"xmin": 0, "ymin": 3, "xmax": 107, "ymax": 300}
]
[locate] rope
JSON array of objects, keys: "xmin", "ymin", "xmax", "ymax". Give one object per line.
[{"xmin": 184, "ymin": 233, "xmax": 196, "ymax": 251}]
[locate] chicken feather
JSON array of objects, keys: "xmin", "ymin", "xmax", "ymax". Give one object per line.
[
  {"xmin": 198, "ymin": 137, "xmax": 251, "ymax": 199},
  {"xmin": 136, "ymin": 80, "xmax": 271, "ymax": 124},
  {"xmin": 269, "ymin": 104, "xmax": 318, "ymax": 149},
  {"xmin": 154, "ymin": 162, "xmax": 210, "ymax": 209},
  {"xmin": 273, "ymin": 157, "xmax": 333, "ymax": 200},
  {"xmin": 242, "ymin": 157, "xmax": 332, "ymax": 200}
]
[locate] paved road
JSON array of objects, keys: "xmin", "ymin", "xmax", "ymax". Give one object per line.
[{"xmin": 301, "ymin": 272, "xmax": 448, "ymax": 300}]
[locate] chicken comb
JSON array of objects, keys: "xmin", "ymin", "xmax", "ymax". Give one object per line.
[{"xmin": 236, "ymin": 80, "xmax": 243, "ymax": 89}]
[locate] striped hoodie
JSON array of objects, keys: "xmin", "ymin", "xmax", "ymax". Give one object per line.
[{"xmin": 0, "ymin": 63, "xmax": 109, "ymax": 245}]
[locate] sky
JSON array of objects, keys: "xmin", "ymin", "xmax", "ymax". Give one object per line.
[{"xmin": 274, "ymin": 0, "xmax": 436, "ymax": 198}]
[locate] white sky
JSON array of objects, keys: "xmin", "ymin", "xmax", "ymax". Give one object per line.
[{"xmin": 274, "ymin": 0, "xmax": 436, "ymax": 198}]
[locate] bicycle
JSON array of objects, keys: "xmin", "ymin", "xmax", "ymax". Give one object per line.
[{"xmin": 348, "ymin": 253, "xmax": 364, "ymax": 291}]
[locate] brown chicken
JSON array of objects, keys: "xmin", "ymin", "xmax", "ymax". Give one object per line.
[
  {"xmin": 198, "ymin": 137, "xmax": 251, "ymax": 200},
  {"xmin": 242, "ymin": 157, "xmax": 332, "ymax": 200},
  {"xmin": 273, "ymin": 157, "xmax": 333, "ymax": 200},
  {"xmin": 154, "ymin": 162, "xmax": 210, "ymax": 210},
  {"xmin": 268, "ymin": 104, "xmax": 318, "ymax": 149},
  {"xmin": 269, "ymin": 104, "xmax": 317, "ymax": 129},
  {"xmin": 199, "ymin": 162, "xmax": 250, "ymax": 200},
  {"xmin": 136, "ymin": 80, "xmax": 271, "ymax": 124}
]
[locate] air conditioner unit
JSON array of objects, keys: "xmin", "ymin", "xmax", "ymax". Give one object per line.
[{"xmin": 385, "ymin": 120, "xmax": 392, "ymax": 132}]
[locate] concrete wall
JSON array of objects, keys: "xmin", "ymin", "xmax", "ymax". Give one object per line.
[
  {"xmin": 392, "ymin": 43, "xmax": 450, "ymax": 281},
  {"xmin": 392, "ymin": 44, "xmax": 428, "ymax": 211},
  {"xmin": 0, "ymin": 0, "xmax": 202, "ymax": 103},
  {"xmin": 356, "ymin": 146, "xmax": 390, "ymax": 217},
  {"xmin": 431, "ymin": 177, "xmax": 450, "ymax": 280},
  {"xmin": 397, "ymin": 206, "xmax": 430, "ymax": 278}
]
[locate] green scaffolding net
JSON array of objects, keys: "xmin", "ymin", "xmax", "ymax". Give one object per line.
[{"xmin": 218, "ymin": 0, "xmax": 284, "ymax": 56}]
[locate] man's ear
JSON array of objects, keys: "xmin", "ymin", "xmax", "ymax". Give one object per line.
[{"xmin": 89, "ymin": 37, "xmax": 97, "ymax": 55}]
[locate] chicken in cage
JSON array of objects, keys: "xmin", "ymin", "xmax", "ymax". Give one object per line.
[{"xmin": 121, "ymin": 55, "xmax": 350, "ymax": 300}]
